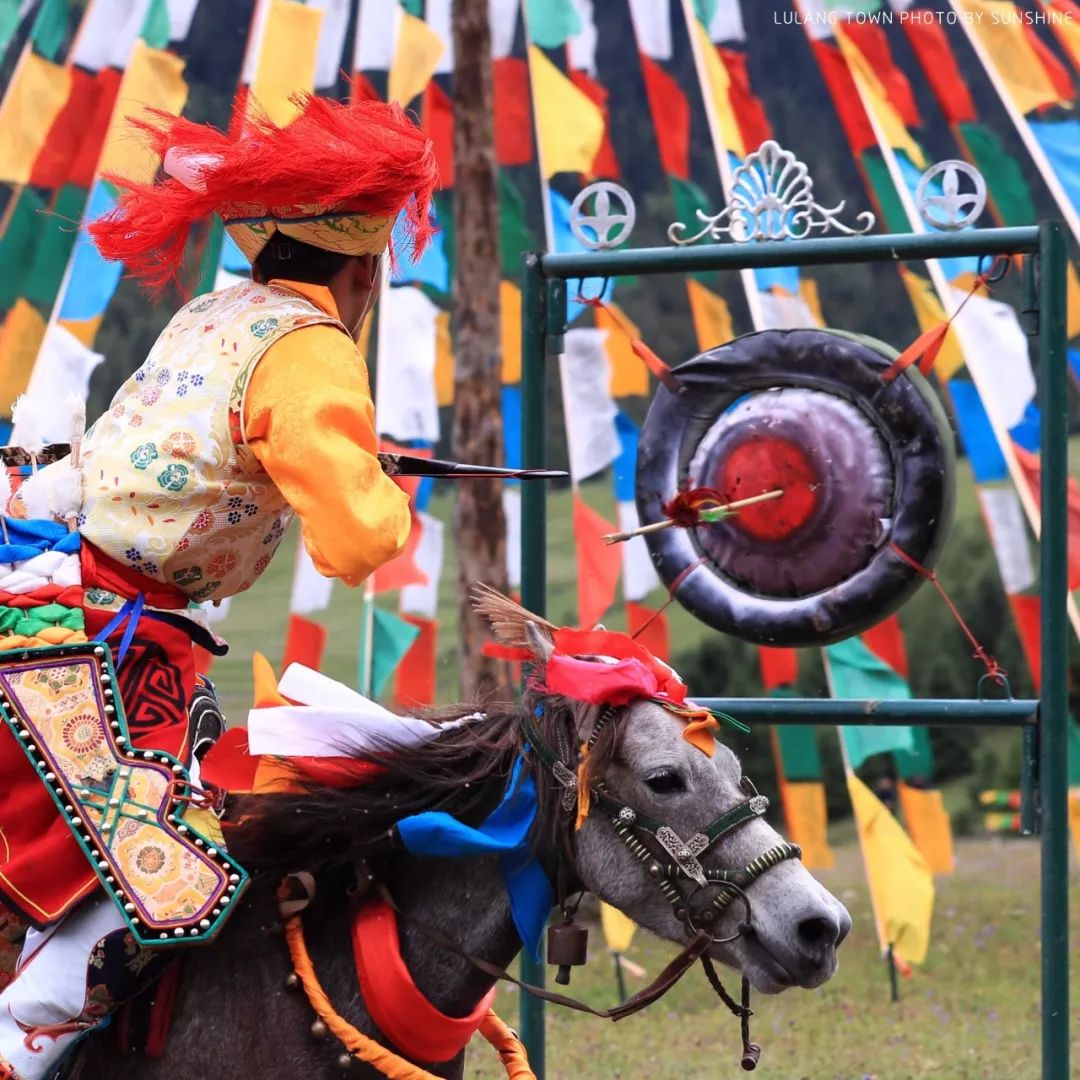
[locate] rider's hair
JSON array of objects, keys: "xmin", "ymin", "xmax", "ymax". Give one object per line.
[{"xmin": 250, "ymin": 235, "xmax": 355, "ymax": 287}]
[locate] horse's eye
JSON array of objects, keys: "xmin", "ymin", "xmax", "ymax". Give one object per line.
[{"xmin": 645, "ymin": 769, "xmax": 686, "ymax": 795}]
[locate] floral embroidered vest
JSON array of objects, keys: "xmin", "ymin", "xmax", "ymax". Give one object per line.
[{"xmin": 75, "ymin": 282, "xmax": 345, "ymax": 602}]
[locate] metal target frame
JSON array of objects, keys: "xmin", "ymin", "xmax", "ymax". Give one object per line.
[{"xmin": 518, "ymin": 221, "xmax": 1070, "ymax": 1080}]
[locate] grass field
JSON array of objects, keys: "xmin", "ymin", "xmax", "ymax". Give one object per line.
[{"xmin": 468, "ymin": 837, "xmax": 1080, "ymax": 1080}]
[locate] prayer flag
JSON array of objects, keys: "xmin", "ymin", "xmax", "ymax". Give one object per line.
[
  {"xmin": 23, "ymin": 323, "xmax": 104, "ymax": 422},
  {"xmin": 290, "ymin": 545, "xmax": 334, "ymax": 617},
  {"xmin": 860, "ymin": 615, "xmax": 908, "ymax": 681},
  {"xmin": 978, "ymin": 486, "xmax": 1035, "ymax": 595},
  {"xmin": 901, "ymin": 15, "xmax": 977, "ymax": 125},
  {"xmin": 899, "ymin": 270, "xmax": 965, "ymax": 381},
  {"xmin": 559, "ymin": 328, "xmax": 620, "ymax": 483},
  {"xmin": 686, "ymin": 278, "xmax": 734, "ymax": 349},
  {"xmin": 354, "ymin": 0, "xmax": 398, "ymax": 71},
  {"xmin": 847, "ymin": 773, "xmax": 934, "ymax": 964},
  {"xmin": 759, "ymin": 647, "xmax": 798, "ymax": 692},
  {"xmin": 780, "ymin": 781, "xmax": 835, "ymax": 870},
  {"xmin": 395, "ymin": 615, "xmax": 438, "ymax": 707},
  {"xmin": 388, "ymin": 12, "xmax": 444, "ymax": 107},
  {"xmin": 0, "ymin": 51, "xmax": 72, "ymax": 184},
  {"xmin": 283, "ymin": 613, "xmax": 327, "ymax": 673},
  {"xmin": 525, "ymin": 0, "xmax": 580, "ymax": 47},
  {"xmin": 626, "ymin": 601, "xmax": 669, "ymax": 662},
  {"xmin": 572, "ymin": 494, "xmax": 621, "ymax": 629},
  {"xmin": 617, "ymin": 502, "xmax": 660, "ymax": 602},
  {"xmin": 501, "ymin": 280, "xmax": 523, "ymax": 383},
  {"xmin": 376, "ymin": 286, "xmax": 440, "ymax": 444},
  {"xmin": 897, "ymin": 782, "xmax": 955, "ymax": 876},
  {"xmin": 490, "ymin": 0, "xmax": 520, "ymax": 59},
  {"xmin": 596, "ymin": 303, "xmax": 648, "ymax": 397},
  {"xmin": 311, "ymin": 0, "xmax": 352, "ymax": 88},
  {"xmin": 640, "ymin": 55, "xmax": 690, "ymax": 179},
  {"xmin": 0, "ymin": 300, "xmax": 46, "ymax": 414},
  {"xmin": 251, "ymin": 0, "xmax": 321, "ymax": 125},
  {"xmin": 371, "ymin": 606, "xmax": 421, "ymax": 698},
  {"xmin": 948, "ymin": 380, "xmax": 1008, "ymax": 483},
  {"xmin": 401, "ymin": 512, "xmax": 444, "ymax": 620},
  {"xmin": 600, "ymin": 903, "xmax": 637, "ymax": 954},
  {"xmin": 628, "ymin": 0, "xmax": 672, "ymax": 60},
  {"xmin": 493, "ymin": 58, "xmax": 534, "ymax": 166},
  {"xmin": 527, "ymin": 45, "xmax": 604, "ymax": 178}
]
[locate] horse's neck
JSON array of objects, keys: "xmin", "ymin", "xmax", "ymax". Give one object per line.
[{"xmin": 389, "ymin": 852, "xmax": 523, "ymax": 1018}]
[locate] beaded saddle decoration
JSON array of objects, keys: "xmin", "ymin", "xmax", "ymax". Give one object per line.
[{"xmin": 0, "ymin": 640, "xmax": 248, "ymax": 948}]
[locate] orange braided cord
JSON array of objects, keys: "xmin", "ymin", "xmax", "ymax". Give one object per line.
[
  {"xmin": 0, "ymin": 630, "xmax": 87, "ymax": 650},
  {"xmin": 284, "ymin": 914, "xmax": 534, "ymax": 1080},
  {"xmin": 478, "ymin": 1011, "xmax": 537, "ymax": 1080}
]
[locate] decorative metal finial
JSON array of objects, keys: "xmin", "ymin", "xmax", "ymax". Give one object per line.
[
  {"xmin": 667, "ymin": 140, "xmax": 875, "ymax": 246},
  {"xmin": 569, "ymin": 181, "xmax": 637, "ymax": 250},
  {"xmin": 915, "ymin": 160, "xmax": 987, "ymax": 231}
]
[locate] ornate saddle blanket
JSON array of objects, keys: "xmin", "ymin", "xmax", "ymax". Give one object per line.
[{"xmin": 0, "ymin": 640, "xmax": 248, "ymax": 949}]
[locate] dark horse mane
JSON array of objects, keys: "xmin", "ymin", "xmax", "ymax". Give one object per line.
[{"xmin": 226, "ymin": 688, "xmax": 622, "ymax": 888}]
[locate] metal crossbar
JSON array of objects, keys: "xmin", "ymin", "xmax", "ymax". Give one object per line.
[{"xmin": 519, "ymin": 222, "xmax": 1070, "ymax": 1079}]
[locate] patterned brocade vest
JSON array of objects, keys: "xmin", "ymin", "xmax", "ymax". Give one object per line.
[{"xmin": 77, "ymin": 282, "xmax": 345, "ymax": 602}]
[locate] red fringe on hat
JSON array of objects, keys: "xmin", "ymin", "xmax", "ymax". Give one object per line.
[{"xmin": 89, "ymin": 93, "xmax": 439, "ymax": 292}]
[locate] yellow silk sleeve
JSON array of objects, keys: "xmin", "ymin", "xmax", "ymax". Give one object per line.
[{"xmin": 244, "ymin": 323, "xmax": 411, "ymax": 587}]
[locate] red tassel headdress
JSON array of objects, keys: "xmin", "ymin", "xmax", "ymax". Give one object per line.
[{"xmin": 89, "ymin": 93, "xmax": 439, "ymax": 291}]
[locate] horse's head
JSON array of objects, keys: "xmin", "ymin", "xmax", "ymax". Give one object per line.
[{"xmin": 474, "ymin": 587, "xmax": 850, "ymax": 996}]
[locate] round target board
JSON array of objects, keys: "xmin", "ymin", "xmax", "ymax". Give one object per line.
[{"xmin": 635, "ymin": 328, "xmax": 956, "ymax": 647}]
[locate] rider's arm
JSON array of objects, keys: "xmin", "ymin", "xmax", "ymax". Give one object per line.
[{"xmin": 243, "ymin": 324, "xmax": 411, "ymax": 587}]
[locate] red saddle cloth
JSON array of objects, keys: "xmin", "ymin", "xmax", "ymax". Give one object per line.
[{"xmin": 0, "ymin": 546, "xmax": 198, "ymax": 929}]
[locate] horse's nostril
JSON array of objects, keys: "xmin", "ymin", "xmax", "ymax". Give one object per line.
[{"xmin": 797, "ymin": 915, "xmax": 839, "ymax": 953}]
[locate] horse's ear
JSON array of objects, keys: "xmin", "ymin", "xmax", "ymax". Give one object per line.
[{"xmin": 524, "ymin": 620, "xmax": 555, "ymax": 663}]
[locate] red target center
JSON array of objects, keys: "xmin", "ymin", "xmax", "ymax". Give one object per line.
[{"xmin": 716, "ymin": 437, "xmax": 819, "ymax": 541}]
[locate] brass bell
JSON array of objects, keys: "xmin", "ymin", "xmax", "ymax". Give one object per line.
[
  {"xmin": 741, "ymin": 1043, "xmax": 761, "ymax": 1071},
  {"xmin": 547, "ymin": 921, "xmax": 588, "ymax": 986}
]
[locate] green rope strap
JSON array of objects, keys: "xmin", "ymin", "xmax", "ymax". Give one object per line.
[{"xmin": 0, "ymin": 602, "xmax": 85, "ymax": 637}]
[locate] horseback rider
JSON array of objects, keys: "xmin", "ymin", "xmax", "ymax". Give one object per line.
[{"xmin": 0, "ymin": 94, "xmax": 437, "ymax": 1080}]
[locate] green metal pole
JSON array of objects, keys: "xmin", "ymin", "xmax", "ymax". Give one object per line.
[
  {"xmin": 519, "ymin": 253, "xmax": 547, "ymax": 1078},
  {"xmin": 1037, "ymin": 221, "xmax": 1069, "ymax": 1080}
]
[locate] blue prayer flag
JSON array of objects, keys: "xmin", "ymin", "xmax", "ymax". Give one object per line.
[
  {"xmin": 1029, "ymin": 119, "xmax": 1080, "ymax": 218},
  {"xmin": 549, "ymin": 190, "xmax": 613, "ymax": 324},
  {"xmin": 1008, "ymin": 400, "xmax": 1041, "ymax": 454},
  {"xmin": 948, "ymin": 379, "xmax": 1007, "ymax": 483},
  {"xmin": 502, "ymin": 384, "xmax": 522, "ymax": 476},
  {"xmin": 391, "ymin": 209, "xmax": 450, "ymax": 293},
  {"xmin": 59, "ymin": 181, "xmax": 124, "ymax": 322},
  {"xmin": 613, "ymin": 412, "xmax": 638, "ymax": 503}
]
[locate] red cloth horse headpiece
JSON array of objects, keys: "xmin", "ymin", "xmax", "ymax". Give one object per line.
[{"xmin": 90, "ymin": 93, "xmax": 439, "ymax": 291}]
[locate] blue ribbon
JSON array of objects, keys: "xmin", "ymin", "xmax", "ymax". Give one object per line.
[
  {"xmin": 96, "ymin": 593, "xmax": 145, "ymax": 669},
  {"xmin": 396, "ymin": 753, "xmax": 554, "ymax": 960}
]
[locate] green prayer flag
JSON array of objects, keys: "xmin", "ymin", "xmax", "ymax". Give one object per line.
[
  {"xmin": 827, "ymin": 0, "xmax": 881, "ymax": 11},
  {"xmin": 1068, "ymin": 716, "xmax": 1080, "ymax": 788},
  {"xmin": 400, "ymin": 0, "xmax": 424, "ymax": 15},
  {"xmin": 693, "ymin": 0, "xmax": 719, "ymax": 25},
  {"xmin": 433, "ymin": 190, "xmax": 455, "ymax": 285},
  {"xmin": 30, "ymin": 0, "xmax": 69, "ymax": 60},
  {"xmin": 0, "ymin": 188, "xmax": 47, "ymax": 310},
  {"xmin": 24, "ymin": 184, "xmax": 84, "ymax": 309},
  {"xmin": 192, "ymin": 217, "xmax": 224, "ymax": 298},
  {"xmin": 525, "ymin": 0, "xmax": 581, "ymax": 48},
  {"xmin": 860, "ymin": 151, "xmax": 910, "ymax": 235},
  {"xmin": 369, "ymin": 607, "xmax": 421, "ymax": 699},
  {"xmin": 140, "ymin": 0, "xmax": 171, "ymax": 47},
  {"xmin": 0, "ymin": 0, "xmax": 19, "ymax": 58},
  {"xmin": 776, "ymin": 727, "xmax": 824, "ymax": 782},
  {"xmin": 670, "ymin": 175, "xmax": 721, "ymax": 283},
  {"xmin": 827, "ymin": 637, "xmax": 915, "ymax": 769},
  {"xmin": 957, "ymin": 121, "xmax": 1035, "ymax": 227},
  {"xmin": 499, "ymin": 172, "xmax": 537, "ymax": 279},
  {"xmin": 894, "ymin": 727, "xmax": 934, "ymax": 781}
]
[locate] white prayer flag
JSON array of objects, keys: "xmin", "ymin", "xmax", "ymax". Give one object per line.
[
  {"xmin": 310, "ymin": 0, "xmax": 352, "ymax": 87},
  {"xmin": 617, "ymin": 501, "xmax": 660, "ymax": 601},
  {"xmin": 559, "ymin": 328, "xmax": 621, "ymax": 483},
  {"xmin": 504, "ymin": 486, "xmax": 522, "ymax": 588},
  {"xmin": 706, "ymin": 0, "xmax": 745, "ymax": 43},
  {"xmin": 978, "ymin": 486, "xmax": 1035, "ymax": 595},
  {"xmin": 401, "ymin": 512, "xmax": 444, "ymax": 619},
  {"xmin": 354, "ymin": 0, "xmax": 400, "ymax": 71},
  {"xmin": 376, "ymin": 286, "xmax": 441, "ymax": 444},
  {"xmin": 759, "ymin": 290, "xmax": 818, "ymax": 330},
  {"xmin": 290, "ymin": 544, "xmax": 334, "ymax": 616},
  {"xmin": 165, "ymin": 0, "xmax": 200, "ymax": 42},
  {"xmin": 23, "ymin": 325, "xmax": 104, "ymax": 434},
  {"xmin": 628, "ymin": 0, "xmax": 672, "ymax": 59},
  {"xmin": 426, "ymin": 0, "xmax": 455, "ymax": 73},
  {"xmin": 72, "ymin": 0, "xmax": 151, "ymax": 71},
  {"xmin": 568, "ymin": 0, "xmax": 597, "ymax": 75},
  {"xmin": 201, "ymin": 596, "xmax": 232, "ymax": 626},
  {"xmin": 951, "ymin": 290, "xmax": 1035, "ymax": 431}
]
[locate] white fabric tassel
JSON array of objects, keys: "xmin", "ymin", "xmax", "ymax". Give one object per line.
[
  {"xmin": 0, "ymin": 467, "xmax": 10, "ymax": 543},
  {"xmin": 66, "ymin": 393, "xmax": 87, "ymax": 469},
  {"xmin": 10, "ymin": 393, "xmax": 52, "ymax": 472}
]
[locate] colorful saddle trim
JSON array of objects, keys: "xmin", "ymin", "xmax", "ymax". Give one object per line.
[{"xmin": 0, "ymin": 641, "xmax": 248, "ymax": 948}]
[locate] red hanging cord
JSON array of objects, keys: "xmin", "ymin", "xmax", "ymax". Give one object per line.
[
  {"xmin": 890, "ymin": 542, "xmax": 1005, "ymax": 683},
  {"xmin": 629, "ymin": 558, "xmax": 707, "ymax": 641}
]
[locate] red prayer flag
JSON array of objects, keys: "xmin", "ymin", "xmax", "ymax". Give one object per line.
[
  {"xmin": 639, "ymin": 53, "xmax": 690, "ymax": 180},
  {"xmin": 394, "ymin": 615, "xmax": 438, "ymax": 707},
  {"xmin": 758, "ymin": 646, "xmax": 798, "ymax": 691},
  {"xmin": 1022, "ymin": 22, "xmax": 1075, "ymax": 105},
  {"xmin": 626, "ymin": 602, "xmax": 669, "ymax": 663},
  {"xmin": 1012, "ymin": 443, "xmax": 1080, "ymax": 590},
  {"xmin": 1007, "ymin": 594, "xmax": 1041, "ymax": 690},
  {"xmin": 422, "ymin": 80, "xmax": 454, "ymax": 188},
  {"xmin": 568, "ymin": 69, "xmax": 620, "ymax": 178},
  {"xmin": 372, "ymin": 510, "xmax": 427, "ymax": 593},
  {"xmin": 842, "ymin": 23, "xmax": 921, "ymax": 128},
  {"xmin": 716, "ymin": 47, "xmax": 772, "ymax": 155},
  {"xmin": 282, "ymin": 614, "xmax": 327, "ymax": 672},
  {"xmin": 29, "ymin": 68, "xmax": 101, "ymax": 189},
  {"xmin": 572, "ymin": 494, "xmax": 621, "ymax": 630},
  {"xmin": 493, "ymin": 58, "xmax": 533, "ymax": 166},
  {"xmin": 861, "ymin": 615, "xmax": 909, "ymax": 680},
  {"xmin": 902, "ymin": 18, "xmax": 977, "ymax": 125},
  {"xmin": 69, "ymin": 67, "xmax": 122, "ymax": 188},
  {"xmin": 810, "ymin": 40, "xmax": 876, "ymax": 155}
]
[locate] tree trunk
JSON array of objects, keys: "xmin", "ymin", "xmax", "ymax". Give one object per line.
[{"xmin": 451, "ymin": 0, "xmax": 512, "ymax": 699}]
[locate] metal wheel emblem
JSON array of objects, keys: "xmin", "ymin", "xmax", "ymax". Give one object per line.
[
  {"xmin": 749, "ymin": 795, "xmax": 769, "ymax": 815},
  {"xmin": 570, "ymin": 181, "xmax": 636, "ymax": 250},
  {"xmin": 915, "ymin": 160, "xmax": 987, "ymax": 231}
]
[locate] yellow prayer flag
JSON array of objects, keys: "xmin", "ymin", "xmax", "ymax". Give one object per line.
[
  {"xmin": 847, "ymin": 773, "xmax": 934, "ymax": 964},
  {"xmin": 899, "ymin": 269, "xmax": 965, "ymax": 381},
  {"xmin": 600, "ymin": 902, "xmax": 637, "ymax": 954},
  {"xmin": 955, "ymin": 0, "xmax": 1069, "ymax": 115},
  {"xmin": 595, "ymin": 302, "xmax": 648, "ymax": 398},
  {"xmin": 692, "ymin": 20, "xmax": 745, "ymax": 158},
  {"xmin": 435, "ymin": 309, "xmax": 454, "ymax": 406},
  {"xmin": 897, "ymin": 783, "xmax": 954, "ymax": 876},
  {"xmin": 1067, "ymin": 262, "xmax": 1080, "ymax": 341},
  {"xmin": 1047, "ymin": 2, "xmax": 1080, "ymax": 73},
  {"xmin": 836, "ymin": 27, "xmax": 926, "ymax": 169},
  {"xmin": 781, "ymin": 781, "xmax": 835, "ymax": 871},
  {"xmin": 686, "ymin": 278, "xmax": 734, "ymax": 351},
  {"xmin": 251, "ymin": 0, "xmax": 323, "ymax": 127},
  {"xmin": 0, "ymin": 52, "xmax": 72, "ymax": 185},
  {"xmin": 388, "ymin": 12, "xmax": 445, "ymax": 107},
  {"xmin": 98, "ymin": 41, "xmax": 188, "ymax": 185},
  {"xmin": 1069, "ymin": 789, "xmax": 1080, "ymax": 861},
  {"xmin": 0, "ymin": 300, "xmax": 47, "ymax": 414},
  {"xmin": 527, "ymin": 45, "xmax": 604, "ymax": 178},
  {"xmin": 501, "ymin": 280, "xmax": 522, "ymax": 384},
  {"xmin": 800, "ymin": 278, "xmax": 825, "ymax": 327},
  {"xmin": 59, "ymin": 316, "xmax": 104, "ymax": 348}
]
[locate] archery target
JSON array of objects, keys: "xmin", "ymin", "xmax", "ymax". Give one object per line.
[{"xmin": 636, "ymin": 328, "xmax": 955, "ymax": 647}]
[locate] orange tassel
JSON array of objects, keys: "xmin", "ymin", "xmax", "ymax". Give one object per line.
[{"xmin": 575, "ymin": 743, "xmax": 592, "ymax": 831}]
